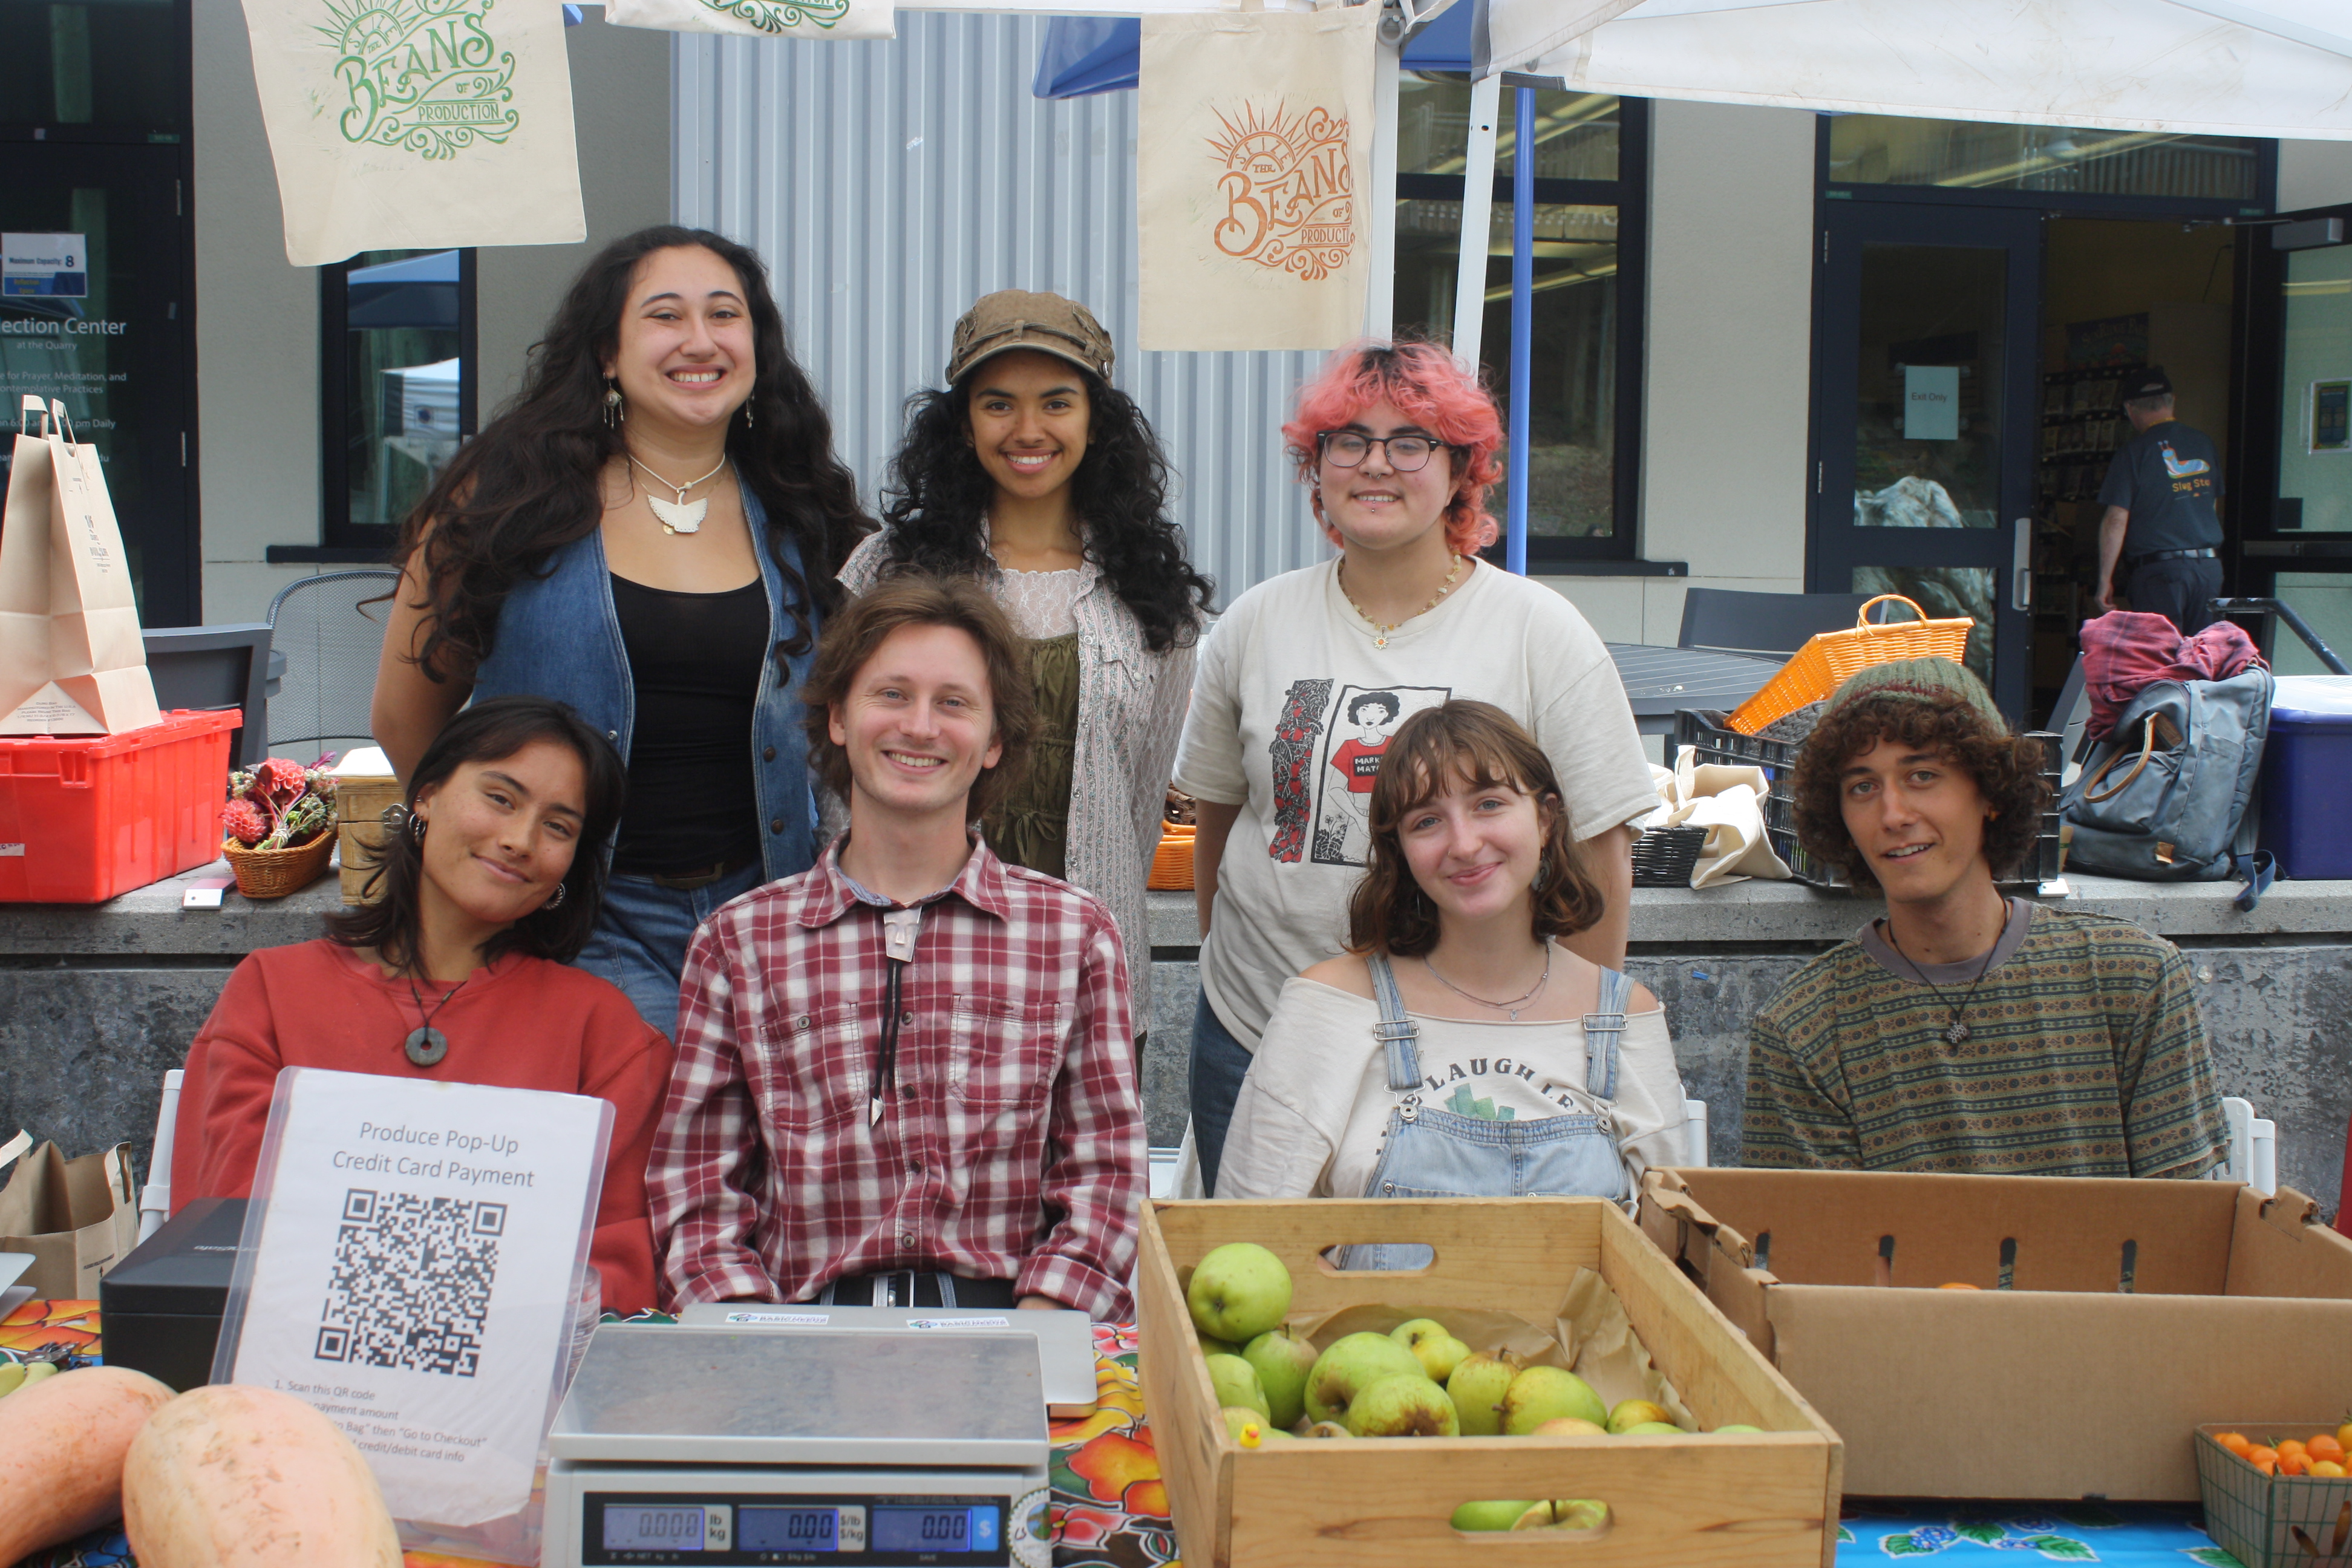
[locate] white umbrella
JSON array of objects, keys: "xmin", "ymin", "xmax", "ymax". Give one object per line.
[{"xmin": 1483, "ymin": 0, "xmax": 2352, "ymax": 140}]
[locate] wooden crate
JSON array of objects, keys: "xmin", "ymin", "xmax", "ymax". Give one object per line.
[
  {"xmin": 1137, "ymin": 1198, "xmax": 1844, "ymax": 1568},
  {"xmin": 335, "ymin": 774, "xmax": 400, "ymax": 905}
]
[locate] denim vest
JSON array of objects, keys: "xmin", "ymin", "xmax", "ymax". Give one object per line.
[
  {"xmin": 1342, "ymin": 955, "xmax": 1635, "ymax": 1272},
  {"xmin": 469, "ymin": 489, "xmax": 820, "ymax": 883}
]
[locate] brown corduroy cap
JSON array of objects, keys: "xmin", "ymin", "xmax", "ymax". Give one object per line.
[
  {"xmin": 1821, "ymin": 656, "xmax": 2008, "ymax": 733},
  {"xmin": 946, "ymin": 290, "xmax": 1115, "ymax": 386}
]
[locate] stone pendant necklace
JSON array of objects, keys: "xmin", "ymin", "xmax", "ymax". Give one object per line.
[
  {"xmin": 403, "ymin": 973, "xmax": 468, "ymax": 1067},
  {"xmin": 1886, "ymin": 898, "xmax": 2006, "ymax": 1045},
  {"xmin": 630, "ymin": 452, "xmax": 728, "ymax": 535}
]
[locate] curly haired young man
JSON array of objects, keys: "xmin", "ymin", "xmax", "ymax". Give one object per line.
[{"xmin": 1741, "ymin": 658, "xmax": 2226, "ymax": 1178}]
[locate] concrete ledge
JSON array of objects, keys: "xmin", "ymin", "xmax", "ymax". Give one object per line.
[{"xmin": 0, "ymin": 858, "xmax": 349, "ymax": 957}]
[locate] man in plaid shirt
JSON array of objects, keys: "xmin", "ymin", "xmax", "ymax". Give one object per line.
[{"xmin": 650, "ymin": 573, "xmax": 1145, "ymax": 1318}]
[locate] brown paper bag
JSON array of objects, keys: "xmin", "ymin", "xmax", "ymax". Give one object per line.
[
  {"xmin": 0, "ymin": 397, "xmax": 161, "ymax": 735},
  {"xmin": 0, "ymin": 1131, "xmax": 140, "ymax": 1301},
  {"xmin": 1137, "ymin": 1, "xmax": 1380, "ymax": 351}
]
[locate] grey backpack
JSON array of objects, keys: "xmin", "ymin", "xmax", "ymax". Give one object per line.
[{"xmin": 2059, "ymin": 668, "xmax": 2273, "ymax": 891}]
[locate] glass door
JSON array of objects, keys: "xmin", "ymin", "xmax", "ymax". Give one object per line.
[
  {"xmin": 1813, "ymin": 203, "xmax": 2042, "ymax": 719},
  {"xmin": 2238, "ymin": 203, "xmax": 2352, "ymax": 673}
]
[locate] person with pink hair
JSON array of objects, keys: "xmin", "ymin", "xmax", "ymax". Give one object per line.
[{"xmin": 1171, "ymin": 340, "xmax": 1657, "ymax": 1193}]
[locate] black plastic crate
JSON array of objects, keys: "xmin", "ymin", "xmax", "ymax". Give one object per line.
[
  {"xmin": 1672, "ymin": 710, "xmax": 2065, "ymax": 891},
  {"xmin": 1630, "ymin": 823, "xmax": 1707, "ymax": 887}
]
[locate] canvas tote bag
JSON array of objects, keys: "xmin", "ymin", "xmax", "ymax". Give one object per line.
[
  {"xmin": 605, "ymin": 0, "xmax": 892, "ymax": 42},
  {"xmin": 1138, "ymin": 1, "xmax": 1380, "ymax": 352},
  {"xmin": 0, "ymin": 397, "xmax": 160, "ymax": 737},
  {"xmin": 238, "ymin": 0, "xmax": 585, "ymax": 265}
]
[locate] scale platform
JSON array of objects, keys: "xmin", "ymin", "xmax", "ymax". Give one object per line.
[
  {"xmin": 673, "ymin": 1302, "xmax": 1099, "ymax": 1415},
  {"xmin": 543, "ymin": 1324, "xmax": 1052, "ymax": 1567}
]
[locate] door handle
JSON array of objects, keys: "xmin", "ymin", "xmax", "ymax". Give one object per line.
[{"xmin": 2011, "ymin": 517, "xmax": 2033, "ymax": 612}]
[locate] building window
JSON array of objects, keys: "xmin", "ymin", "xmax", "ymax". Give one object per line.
[
  {"xmin": 319, "ymin": 248, "xmax": 477, "ymax": 551},
  {"xmin": 1392, "ymin": 88, "xmax": 1645, "ymax": 561},
  {"xmin": 1828, "ymin": 116, "xmax": 2267, "ymax": 209}
]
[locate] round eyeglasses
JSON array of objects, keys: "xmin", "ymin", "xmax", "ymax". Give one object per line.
[{"xmin": 1318, "ymin": 431, "xmax": 1448, "ymax": 472}]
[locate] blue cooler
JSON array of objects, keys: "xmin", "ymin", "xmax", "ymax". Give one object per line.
[{"xmin": 2259, "ymin": 675, "xmax": 2352, "ymax": 879}]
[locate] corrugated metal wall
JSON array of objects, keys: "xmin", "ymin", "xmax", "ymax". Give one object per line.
[{"xmin": 672, "ymin": 13, "xmax": 1331, "ymax": 604}]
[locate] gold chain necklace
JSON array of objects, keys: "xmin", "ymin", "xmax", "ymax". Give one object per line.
[{"xmin": 1338, "ymin": 553, "xmax": 1465, "ymax": 650}]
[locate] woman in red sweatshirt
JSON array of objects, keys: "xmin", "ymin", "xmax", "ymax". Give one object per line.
[{"xmin": 172, "ymin": 696, "xmax": 673, "ymax": 1313}]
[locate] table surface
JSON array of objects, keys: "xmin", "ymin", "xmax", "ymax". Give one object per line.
[
  {"xmin": 1606, "ymin": 641, "xmax": 1780, "ymax": 734},
  {"xmin": 5, "ymin": 1301, "xmax": 2243, "ymax": 1568}
]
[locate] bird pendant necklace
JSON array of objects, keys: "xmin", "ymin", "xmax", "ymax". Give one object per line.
[{"xmin": 630, "ymin": 452, "xmax": 729, "ymax": 535}]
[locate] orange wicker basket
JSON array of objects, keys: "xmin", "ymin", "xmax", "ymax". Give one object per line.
[
  {"xmin": 1149, "ymin": 825, "xmax": 1197, "ymax": 891},
  {"xmin": 1726, "ymin": 593, "xmax": 1973, "ymax": 736},
  {"xmin": 222, "ymin": 831, "xmax": 336, "ymax": 899}
]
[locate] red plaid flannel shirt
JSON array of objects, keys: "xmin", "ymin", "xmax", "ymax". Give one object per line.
[{"xmin": 649, "ymin": 837, "xmax": 1144, "ymax": 1318}]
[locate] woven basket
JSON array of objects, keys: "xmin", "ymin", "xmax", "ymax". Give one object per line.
[
  {"xmin": 222, "ymin": 830, "xmax": 336, "ymax": 899},
  {"xmin": 1630, "ymin": 823, "xmax": 1708, "ymax": 888},
  {"xmin": 1726, "ymin": 593, "xmax": 1973, "ymax": 736},
  {"xmin": 1149, "ymin": 825, "xmax": 1197, "ymax": 891}
]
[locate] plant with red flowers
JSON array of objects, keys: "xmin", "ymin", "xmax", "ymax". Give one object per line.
[{"xmin": 220, "ymin": 756, "xmax": 339, "ymax": 850}]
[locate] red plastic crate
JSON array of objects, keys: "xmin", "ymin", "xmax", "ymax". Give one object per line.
[{"xmin": 0, "ymin": 708, "xmax": 241, "ymax": 903}]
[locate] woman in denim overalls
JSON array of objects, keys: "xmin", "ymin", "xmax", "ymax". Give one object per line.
[{"xmin": 1218, "ymin": 701, "xmax": 1686, "ymax": 1246}]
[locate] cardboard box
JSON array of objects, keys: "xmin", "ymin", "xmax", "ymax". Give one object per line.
[
  {"xmin": 1641, "ymin": 1168, "xmax": 2352, "ymax": 1501},
  {"xmin": 1138, "ymin": 1197, "xmax": 1844, "ymax": 1568},
  {"xmin": 99, "ymin": 1197, "xmax": 244, "ymax": 1390}
]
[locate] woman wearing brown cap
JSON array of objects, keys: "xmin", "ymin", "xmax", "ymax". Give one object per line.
[{"xmin": 840, "ymin": 290, "xmax": 1214, "ymax": 1035}]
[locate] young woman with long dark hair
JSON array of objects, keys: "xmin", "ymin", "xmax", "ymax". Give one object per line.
[
  {"xmin": 371, "ymin": 226, "xmax": 872, "ymax": 1033},
  {"xmin": 171, "ymin": 697, "xmax": 674, "ymax": 1313},
  {"xmin": 840, "ymin": 291, "xmax": 1211, "ymax": 1031}
]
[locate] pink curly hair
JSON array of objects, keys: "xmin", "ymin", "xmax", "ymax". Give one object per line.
[{"xmin": 1281, "ymin": 339, "xmax": 1505, "ymax": 555}]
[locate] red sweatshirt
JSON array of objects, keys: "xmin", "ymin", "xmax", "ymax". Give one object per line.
[{"xmin": 172, "ymin": 939, "xmax": 673, "ymax": 1315}]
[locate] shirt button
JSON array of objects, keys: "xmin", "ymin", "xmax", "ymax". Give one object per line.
[
  {"xmin": 763, "ymin": 746, "xmax": 777, "ymax": 761},
  {"xmin": 606, "ymin": 730, "xmax": 619, "ymax": 742},
  {"xmin": 796, "ymin": 1014, "xmax": 811, "ymax": 1028},
  {"xmin": 769, "ymin": 818, "xmax": 785, "ymax": 834},
  {"xmin": 900, "ymin": 1083, "xmax": 913, "ymax": 1097},
  {"xmin": 910, "ymin": 1159, "xmax": 924, "ymax": 1174},
  {"xmin": 900, "ymin": 1010, "xmax": 915, "ymax": 1025}
]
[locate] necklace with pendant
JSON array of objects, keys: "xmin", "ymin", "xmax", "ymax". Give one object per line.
[
  {"xmin": 629, "ymin": 452, "xmax": 728, "ymax": 535},
  {"xmin": 1338, "ymin": 554, "xmax": 1465, "ymax": 650},
  {"xmin": 403, "ymin": 973, "xmax": 467, "ymax": 1067},
  {"xmin": 1423, "ymin": 944, "xmax": 1552, "ymax": 1022},
  {"xmin": 1886, "ymin": 898, "xmax": 2007, "ymax": 1045}
]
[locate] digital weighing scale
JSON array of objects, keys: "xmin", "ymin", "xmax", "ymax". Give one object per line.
[{"xmin": 543, "ymin": 1324, "xmax": 1053, "ymax": 1568}]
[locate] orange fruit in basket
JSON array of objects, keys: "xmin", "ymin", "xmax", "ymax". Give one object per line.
[
  {"xmin": 2312, "ymin": 1461, "xmax": 2348, "ymax": 1479},
  {"xmin": 2339, "ymin": 1423, "xmax": 2352, "ymax": 1449},
  {"xmin": 2307, "ymin": 1434, "xmax": 2346, "ymax": 1465},
  {"xmin": 2247, "ymin": 1446, "xmax": 2280, "ymax": 1475},
  {"xmin": 2280, "ymin": 1439, "xmax": 2310, "ymax": 1461},
  {"xmin": 2280, "ymin": 1453, "xmax": 2312, "ymax": 1477},
  {"xmin": 2218, "ymin": 1432, "xmax": 2254, "ymax": 1457}
]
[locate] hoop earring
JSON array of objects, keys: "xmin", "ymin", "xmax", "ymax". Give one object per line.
[
  {"xmin": 408, "ymin": 812, "xmax": 427, "ymax": 843},
  {"xmin": 544, "ymin": 880, "xmax": 567, "ymax": 910},
  {"xmin": 603, "ymin": 381, "xmax": 624, "ymax": 427}
]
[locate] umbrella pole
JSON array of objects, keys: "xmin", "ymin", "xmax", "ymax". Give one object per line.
[
  {"xmin": 1365, "ymin": 34, "xmax": 1402, "ymax": 339},
  {"xmin": 1451, "ymin": 74, "xmax": 1501, "ymax": 370},
  {"xmin": 1506, "ymin": 82, "xmax": 1534, "ymax": 576}
]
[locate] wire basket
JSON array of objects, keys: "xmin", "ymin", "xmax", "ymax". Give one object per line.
[
  {"xmin": 1631, "ymin": 824, "xmax": 1708, "ymax": 888},
  {"xmin": 1674, "ymin": 708, "xmax": 2063, "ymax": 890},
  {"xmin": 1149, "ymin": 825, "xmax": 1197, "ymax": 891},
  {"xmin": 1726, "ymin": 594, "xmax": 1974, "ymax": 736},
  {"xmin": 2195, "ymin": 1425, "xmax": 2352, "ymax": 1566},
  {"xmin": 222, "ymin": 830, "xmax": 336, "ymax": 900}
]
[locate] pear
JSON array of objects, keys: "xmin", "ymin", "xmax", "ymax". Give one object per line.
[
  {"xmin": 1500, "ymin": 1365, "xmax": 1607, "ymax": 1435},
  {"xmin": 1186, "ymin": 1243, "xmax": 1293, "ymax": 1343},
  {"xmin": 1344, "ymin": 1373, "xmax": 1460, "ymax": 1437},
  {"xmin": 1241, "ymin": 1325, "xmax": 1319, "ymax": 1431},
  {"xmin": 1390, "ymin": 1318, "xmax": 1472, "ymax": 1383},
  {"xmin": 1530, "ymin": 1417, "xmax": 1608, "ymax": 1437},
  {"xmin": 1607, "ymin": 1397, "xmax": 1673, "ymax": 1434},
  {"xmin": 1713, "ymin": 1423, "xmax": 1765, "ymax": 1434},
  {"xmin": 1221, "ymin": 1406, "xmax": 1292, "ymax": 1445},
  {"xmin": 1197, "ymin": 1333, "xmax": 1240, "ymax": 1358},
  {"xmin": 1515, "ymin": 1500, "xmax": 1610, "ymax": 1532},
  {"xmin": 1205, "ymin": 1352, "xmax": 1270, "ymax": 1419},
  {"xmin": 1304, "ymin": 1421, "xmax": 1353, "ymax": 1439},
  {"xmin": 1451, "ymin": 1500, "xmax": 1538, "ymax": 1532},
  {"xmin": 1302, "ymin": 1331, "xmax": 1424, "ymax": 1426},
  {"xmin": 1619, "ymin": 1420, "xmax": 1684, "ymax": 1436},
  {"xmin": 1445, "ymin": 1351, "xmax": 1518, "ymax": 1437}
]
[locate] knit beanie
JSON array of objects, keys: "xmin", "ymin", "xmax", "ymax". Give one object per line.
[{"xmin": 1820, "ymin": 657, "xmax": 2007, "ymax": 733}]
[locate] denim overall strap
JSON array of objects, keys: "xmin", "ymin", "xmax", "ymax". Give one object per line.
[
  {"xmin": 1581, "ymin": 966, "xmax": 1632, "ymax": 1102},
  {"xmin": 1364, "ymin": 952, "xmax": 1423, "ymax": 1096}
]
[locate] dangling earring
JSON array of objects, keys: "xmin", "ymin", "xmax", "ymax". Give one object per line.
[
  {"xmin": 1530, "ymin": 850, "xmax": 1549, "ymax": 893},
  {"xmin": 742, "ymin": 401, "xmax": 754, "ymax": 430},
  {"xmin": 603, "ymin": 381, "xmax": 624, "ymax": 427},
  {"xmin": 544, "ymin": 880, "xmax": 567, "ymax": 909}
]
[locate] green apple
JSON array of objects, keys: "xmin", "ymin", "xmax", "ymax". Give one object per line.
[
  {"xmin": 1344, "ymin": 1373, "xmax": 1460, "ymax": 1437},
  {"xmin": 1197, "ymin": 1333, "xmax": 1240, "ymax": 1358},
  {"xmin": 1206, "ymin": 1352, "xmax": 1270, "ymax": 1419},
  {"xmin": 1530, "ymin": 1417, "xmax": 1608, "ymax": 1437},
  {"xmin": 1302, "ymin": 1331, "xmax": 1424, "ymax": 1426},
  {"xmin": 1713, "ymin": 1423, "xmax": 1764, "ymax": 1434},
  {"xmin": 1516, "ymin": 1500, "xmax": 1610, "ymax": 1532},
  {"xmin": 1390, "ymin": 1318, "xmax": 1473, "ymax": 1384},
  {"xmin": 1445, "ymin": 1351, "xmax": 1518, "ymax": 1437},
  {"xmin": 1500, "ymin": 1366, "xmax": 1607, "ymax": 1435},
  {"xmin": 1304, "ymin": 1421, "xmax": 1353, "ymax": 1439},
  {"xmin": 1619, "ymin": 1420, "xmax": 1684, "ymax": 1436},
  {"xmin": 1186, "ymin": 1243, "xmax": 1293, "ymax": 1343},
  {"xmin": 1450, "ymin": 1500, "xmax": 1538, "ymax": 1532},
  {"xmin": 1221, "ymin": 1406, "xmax": 1292, "ymax": 1445},
  {"xmin": 1607, "ymin": 1398, "xmax": 1673, "ymax": 1434},
  {"xmin": 1241, "ymin": 1325, "xmax": 1319, "ymax": 1431}
]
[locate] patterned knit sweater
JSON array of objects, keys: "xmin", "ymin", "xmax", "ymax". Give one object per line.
[{"xmin": 1744, "ymin": 903, "xmax": 2226, "ymax": 1177}]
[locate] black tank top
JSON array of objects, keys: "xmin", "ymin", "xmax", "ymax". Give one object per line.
[{"xmin": 608, "ymin": 573, "xmax": 766, "ymax": 876}]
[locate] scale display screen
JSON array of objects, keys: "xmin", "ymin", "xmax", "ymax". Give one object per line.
[
  {"xmin": 583, "ymin": 1493, "xmax": 1011, "ymax": 1565},
  {"xmin": 737, "ymin": 1507, "xmax": 841, "ymax": 1552},
  {"xmin": 604, "ymin": 1507, "xmax": 707, "ymax": 1552},
  {"xmin": 872, "ymin": 1508, "xmax": 999, "ymax": 1553}
]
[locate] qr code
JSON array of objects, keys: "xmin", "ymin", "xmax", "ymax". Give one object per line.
[{"xmin": 315, "ymin": 1189, "xmax": 505, "ymax": 1377}]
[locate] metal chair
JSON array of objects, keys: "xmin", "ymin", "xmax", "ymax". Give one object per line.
[
  {"xmin": 138, "ymin": 1070, "xmax": 185, "ymax": 1243},
  {"xmin": 266, "ymin": 570, "xmax": 399, "ymax": 758},
  {"xmin": 142, "ymin": 624, "xmax": 280, "ymax": 768},
  {"xmin": 1680, "ymin": 1089, "xmax": 1711, "ymax": 1168},
  {"xmin": 1676, "ymin": 588, "xmax": 1878, "ymax": 661},
  {"xmin": 2213, "ymin": 1096, "xmax": 2278, "ymax": 1195}
]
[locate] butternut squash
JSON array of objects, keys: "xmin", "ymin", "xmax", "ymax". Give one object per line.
[
  {"xmin": 122, "ymin": 1383, "xmax": 403, "ymax": 1568},
  {"xmin": 0, "ymin": 1364, "xmax": 176, "ymax": 1563}
]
